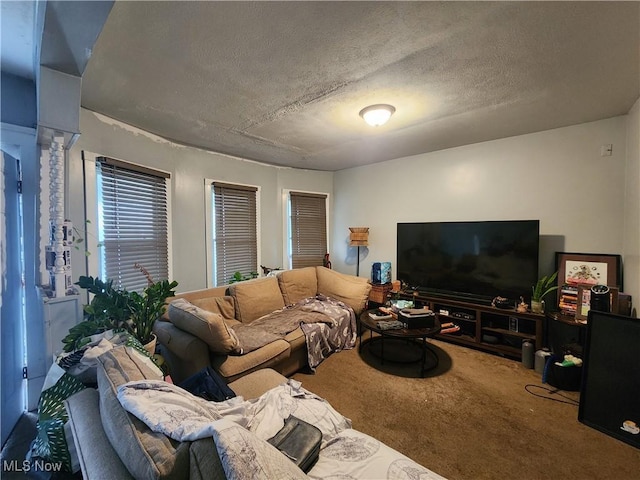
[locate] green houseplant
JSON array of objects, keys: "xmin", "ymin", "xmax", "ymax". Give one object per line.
[
  {"xmin": 531, "ymin": 271, "xmax": 559, "ymax": 314},
  {"xmin": 62, "ymin": 266, "xmax": 178, "ymax": 352},
  {"xmin": 228, "ymin": 271, "xmax": 258, "ymax": 283}
]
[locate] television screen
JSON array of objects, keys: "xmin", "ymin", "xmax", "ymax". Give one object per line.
[{"xmin": 397, "ymin": 220, "xmax": 540, "ymax": 303}]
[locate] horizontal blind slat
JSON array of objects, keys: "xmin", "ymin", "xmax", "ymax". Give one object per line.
[
  {"xmin": 213, "ymin": 183, "xmax": 258, "ymax": 286},
  {"xmin": 98, "ymin": 161, "xmax": 169, "ymax": 292},
  {"xmin": 290, "ymin": 192, "xmax": 327, "ymax": 269}
]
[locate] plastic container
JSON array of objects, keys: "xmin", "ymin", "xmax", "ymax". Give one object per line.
[
  {"xmin": 521, "ymin": 340, "xmax": 534, "ymax": 369},
  {"xmin": 534, "ymin": 349, "xmax": 552, "ymax": 375}
]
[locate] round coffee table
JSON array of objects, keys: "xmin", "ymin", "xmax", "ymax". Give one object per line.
[{"xmin": 358, "ymin": 310, "xmax": 441, "ymax": 377}]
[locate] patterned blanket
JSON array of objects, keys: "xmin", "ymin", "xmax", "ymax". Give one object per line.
[
  {"xmin": 231, "ymin": 295, "xmax": 357, "ymax": 371},
  {"xmin": 117, "ymin": 379, "xmax": 446, "ymax": 480}
]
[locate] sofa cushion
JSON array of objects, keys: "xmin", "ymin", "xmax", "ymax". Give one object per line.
[
  {"xmin": 315, "ymin": 266, "xmax": 371, "ymax": 314},
  {"xmin": 212, "ymin": 418, "xmax": 307, "ymax": 480},
  {"xmin": 65, "ymin": 389, "xmax": 135, "ymax": 480},
  {"xmin": 277, "ymin": 267, "xmax": 318, "ymax": 305},
  {"xmin": 231, "ymin": 324, "xmax": 282, "ymax": 354},
  {"xmin": 97, "ymin": 347, "xmax": 189, "ymax": 480},
  {"xmin": 284, "ymin": 327, "xmax": 306, "ymax": 351},
  {"xmin": 168, "ymin": 298, "xmax": 240, "ymax": 354},
  {"xmin": 212, "ymin": 339, "xmax": 290, "ymax": 381},
  {"xmin": 228, "ymin": 276, "xmax": 285, "ymax": 324},
  {"xmin": 190, "ymin": 296, "xmax": 236, "ymax": 320},
  {"xmin": 227, "ymin": 368, "xmax": 287, "ymax": 400}
]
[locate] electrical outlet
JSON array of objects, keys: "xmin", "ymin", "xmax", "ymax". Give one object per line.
[{"xmin": 600, "ymin": 144, "xmax": 613, "ymax": 156}]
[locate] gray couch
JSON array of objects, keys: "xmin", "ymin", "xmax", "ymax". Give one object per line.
[
  {"xmin": 64, "ymin": 344, "xmax": 446, "ymax": 480},
  {"xmin": 64, "ymin": 346, "xmax": 288, "ymax": 480},
  {"xmin": 154, "ymin": 267, "xmax": 372, "ymax": 384}
]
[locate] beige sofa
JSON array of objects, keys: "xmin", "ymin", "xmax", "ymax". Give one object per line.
[
  {"xmin": 65, "ymin": 344, "xmax": 445, "ymax": 480},
  {"xmin": 65, "ymin": 346, "xmax": 291, "ymax": 480},
  {"xmin": 154, "ymin": 266, "xmax": 371, "ymax": 384}
]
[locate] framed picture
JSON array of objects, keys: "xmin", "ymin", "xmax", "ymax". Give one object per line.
[
  {"xmin": 555, "ymin": 252, "xmax": 622, "ymax": 315},
  {"xmin": 576, "ymin": 285, "xmax": 619, "ymax": 322},
  {"xmin": 555, "ymin": 252, "xmax": 622, "ymax": 289}
]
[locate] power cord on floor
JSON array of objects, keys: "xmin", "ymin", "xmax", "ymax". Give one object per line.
[{"xmin": 524, "ymin": 384, "xmax": 580, "ymax": 406}]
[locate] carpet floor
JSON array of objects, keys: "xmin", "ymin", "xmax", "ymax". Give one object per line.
[{"xmin": 292, "ymin": 337, "xmax": 640, "ymax": 480}]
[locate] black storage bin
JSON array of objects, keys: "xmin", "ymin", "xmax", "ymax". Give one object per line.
[{"xmin": 546, "ymin": 360, "xmax": 582, "ymax": 391}]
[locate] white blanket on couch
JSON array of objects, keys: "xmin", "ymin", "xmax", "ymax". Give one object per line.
[
  {"xmin": 117, "ymin": 378, "xmax": 350, "ymax": 443},
  {"xmin": 117, "ymin": 378, "xmax": 445, "ymax": 480}
]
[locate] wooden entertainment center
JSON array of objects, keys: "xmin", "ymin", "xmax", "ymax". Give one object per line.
[{"xmin": 394, "ymin": 290, "xmax": 543, "ymax": 360}]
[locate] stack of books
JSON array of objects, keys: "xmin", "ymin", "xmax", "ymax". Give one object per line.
[
  {"xmin": 368, "ymin": 310, "xmax": 392, "ymax": 321},
  {"xmin": 559, "ymin": 284, "xmax": 578, "ymax": 315}
]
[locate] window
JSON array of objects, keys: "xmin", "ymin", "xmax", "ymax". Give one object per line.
[
  {"xmin": 97, "ymin": 157, "xmax": 170, "ymax": 292},
  {"xmin": 288, "ymin": 191, "xmax": 328, "ymax": 269},
  {"xmin": 212, "ymin": 182, "xmax": 258, "ymax": 286}
]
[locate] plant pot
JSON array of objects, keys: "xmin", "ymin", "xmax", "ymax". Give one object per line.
[
  {"xmin": 143, "ymin": 333, "xmax": 157, "ymax": 356},
  {"xmin": 531, "ymin": 300, "xmax": 545, "ymax": 314}
]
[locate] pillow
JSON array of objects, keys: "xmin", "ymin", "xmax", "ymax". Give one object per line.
[
  {"xmin": 190, "ymin": 296, "xmax": 236, "ymax": 320},
  {"xmin": 315, "ymin": 266, "xmax": 371, "ymax": 314},
  {"xmin": 168, "ymin": 298, "xmax": 239, "ymax": 354},
  {"xmin": 228, "ymin": 277, "xmax": 285, "ymax": 324},
  {"xmin": 277, "ymin": 267, "xmax": 318, "ymax": 305},
  {"xmin": 211, "ymin": 419, "xmax": 307, "ymax": 480},
  {"xmin": 97, "ymin": 346, "xmax": 189, "ymax": 480}
]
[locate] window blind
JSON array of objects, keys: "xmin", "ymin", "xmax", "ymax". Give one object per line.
[
  {"xmin": 213, "ymin": 182, "xmax": 258, "ymax": 286},
  {"xmin": 289, "ymin": 191, "xmax": 327, "ymax": 269},
  {"xmin": 97, "ymin": 157, "xmax": 169, "ymax": 292}
]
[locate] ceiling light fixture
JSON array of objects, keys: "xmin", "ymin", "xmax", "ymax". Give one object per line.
[{"xmin": 359, "ymin": 104, "xmax": 396, "ymax": 127}]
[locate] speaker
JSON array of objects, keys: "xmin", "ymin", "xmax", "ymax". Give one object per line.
[
  {"xmin": 579, "ymin": 310, "xmax": 640, "ymax": 448},
  {"xmin": 590, "ymin": 285, "xmax": 611, "ymax": 313}
]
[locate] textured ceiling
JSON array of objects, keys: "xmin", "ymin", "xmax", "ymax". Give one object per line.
[{"xmin": 81, "ymin": 1, "xmax": 640, "ymax": 171}]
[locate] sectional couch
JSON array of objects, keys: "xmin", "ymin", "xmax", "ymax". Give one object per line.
[
  {"xmin": 64, "ymin": 345, "xmax": 446, "ymax": 480},
  {"xmin": 63, "ymin": 268, "xmax": 448, "ymax": 479},
  {"xmin": 153, "ymin": 266, "xmax": 372, "ymax": 384}
]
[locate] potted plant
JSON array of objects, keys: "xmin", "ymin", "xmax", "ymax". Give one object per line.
[
  {"xmin": 229, "ymin": 271, "xmax": 258, "ymax": 283},
  {"xmin": 531, "ymin": 272, "xmax": 558, "ymax": 314},
  {"xmin": 126, "ymin": 277, "xmax": 178, "ymax": 348},
  {"xmin": 62, "ymin": 265, "xmax": 178, "ymax": 353}
]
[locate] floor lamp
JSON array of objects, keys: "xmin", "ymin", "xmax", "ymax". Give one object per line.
[{"xmin": 349, "ymin": 227, "xmax": 369, "ymax": 277}]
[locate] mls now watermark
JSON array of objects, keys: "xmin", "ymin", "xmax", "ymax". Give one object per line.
[{"xmin": 3, "ymin": 459, "xmax": 64, "ymax": 473}]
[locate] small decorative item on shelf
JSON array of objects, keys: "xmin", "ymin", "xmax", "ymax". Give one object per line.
[
  {"xmin": 492, "ymin": 296, "xmax": 512, "ymax": 309},
  {"xmin": 531, "ymin": 271, "xmax": 559, "ymax": 314},
  {"xmin": 516, "ymin": 296, "xmax": 528, "ymax": 313}
]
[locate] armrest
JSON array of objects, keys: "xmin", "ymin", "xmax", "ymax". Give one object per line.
[
  {"xmin": 64, "ymin": 389, "xmax": 134, "ymax": 480},
  {"xmin": 154, "ymin": 320, "xmax": 211, "ymax": 384}
]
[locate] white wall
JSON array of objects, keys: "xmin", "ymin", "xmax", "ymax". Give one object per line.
[
  {"xmin": 68, "ymin": 110, "xmax": 637, "ymax": 306},
  {"xmin": 332, "ymin": 117, "xmax": 630, "ymax": 295},
  {"xmin": 68, "ymin": 109, "xmax": 333, "ymax": 293},
  {"xmin": 624, "ymin": 99, "xmax": 640, "ymax": 309}
]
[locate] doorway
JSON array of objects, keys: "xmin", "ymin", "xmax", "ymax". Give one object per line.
[{"xmin": 0, "ymin": 148, "xmax": 27, "ymax": 447}]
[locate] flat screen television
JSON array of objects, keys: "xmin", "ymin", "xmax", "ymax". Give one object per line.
[{"xmin": 397, "ymin": 220, "xmax": 540, "ymax": 304}]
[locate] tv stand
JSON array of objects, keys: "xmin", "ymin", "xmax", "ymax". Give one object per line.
[
  {"xmin": 395, "ymin": 291, "xmax": 543, "ymax": 360},
  {"xmin": 413, "ymin": 289, "xmax": 495, "ymax": 306}
]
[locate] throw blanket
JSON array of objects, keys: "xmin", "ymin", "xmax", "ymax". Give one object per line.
[
  {"xmin": 231, "ymin": 295, "xmax": 357, "ymax": 371},
  {"xmin": 117, "ymin": 379, "xmax": 446, "ymax": 480},
  {"xmin": 117, "ymin": 378, "xmax": 351, "ymax": 443}
]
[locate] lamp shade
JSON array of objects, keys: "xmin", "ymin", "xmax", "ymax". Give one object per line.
[{"xmin": 349, "ymin": 227, "xmax": 369, "ymax": 246}]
